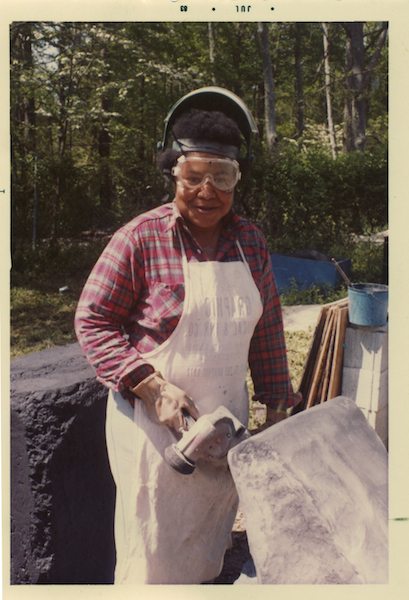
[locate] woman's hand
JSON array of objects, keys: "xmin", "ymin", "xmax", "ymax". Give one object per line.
[
  {"xmin": 251, "ymin": 405, "xmax": 288, "ymax": 435},
  {"xmin": 131, "ymin": 371, "xmax": 200, "ymax": 431}
]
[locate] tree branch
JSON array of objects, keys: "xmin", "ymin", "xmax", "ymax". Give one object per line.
[{"xmin": 360, "ymin": 22, "xmax": 388, "ymax": 93}]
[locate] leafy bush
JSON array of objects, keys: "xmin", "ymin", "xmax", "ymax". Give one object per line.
[
  {"xmin": 12, "ymin": 238, "xmax": 110, "ymax": 289},
  {"xmin": 279, "ymin": 281, "xmax": 348, "ymax": 306},
  {"xmin": 348, "ymin": 239, "xmax": 386, "ymax": 283},
  {"xmin": 247, "ymin": 145, "xmax": 388, "ymax": 257}
]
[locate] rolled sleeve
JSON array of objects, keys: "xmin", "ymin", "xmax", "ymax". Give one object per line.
[
  {"xmin": 74, "ymin": 227, "xmax": 155, "ymax": 394},
  {"xmin": 248, "ymin": 242, "xmax": 302, "ymax": 411}
]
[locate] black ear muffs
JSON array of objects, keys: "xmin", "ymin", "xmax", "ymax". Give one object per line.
[{"xmin": 159, "ymin": 86, "xmax": 258, "ymax": 163}]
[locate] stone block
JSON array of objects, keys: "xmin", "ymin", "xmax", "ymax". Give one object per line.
[
  {"xmin": 368, "ymin": 405, "xmax": 388, "ymax": 447},
  {"xmin": 342, "ymin": 366, "xmax": 373, "ymax": 411},
  {"xmin": 376, "ymin": 369, "xmax": 389, "ymax": 412},
  {"xmin": 342, "ymin": 325, "xmax": 388, "ymax": 443},
  {"xmin": 10, "ymin": 343, "xmax": 116, "ymax": 584},
  {"xmin": 343, "ymin": 368, "xmax": 387, "ymax": 415},
  {"xmin": 341, "ymin": 366, "xmax": 359, "ymax": 403},
  {"xmin": 343, "ymin": 326, "xmax": 388, "ymax": 372},
  {"xmin": 228, "ymin": 397, "xmax": 388, "ymax": 585}
]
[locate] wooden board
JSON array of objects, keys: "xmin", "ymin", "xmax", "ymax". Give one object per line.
[
  {"xmin": 306, "ymin": 308, "xmax": 336, "ymax": 409},
  {"xmin": 295, "ymin": 298, "xmax": 350, "ymax": 413},
  {"xmin": 320, "ymin": 311, "xmax": 337, "ymax": 403},
  {"xmin": 327, "ymin": 306, "xmax": 349, "ymax": 400},
  {"xmin": 296, "ymin": 306, "xmax": 329, "ymax": 409}
]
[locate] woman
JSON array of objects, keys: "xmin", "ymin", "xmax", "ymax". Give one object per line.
[{"xmin": 75, "ymin": 87, "xmax": 301, "ymax": 584}]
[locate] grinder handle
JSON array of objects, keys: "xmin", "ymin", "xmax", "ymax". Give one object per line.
[{"xmin": 182, "ymin": 408, "xmax": 197, "ymax": 430}]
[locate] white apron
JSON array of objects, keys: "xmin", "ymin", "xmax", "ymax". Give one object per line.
[{"xmin": 106, "ymin": 231, "xmax": 263, "ymax": 584}]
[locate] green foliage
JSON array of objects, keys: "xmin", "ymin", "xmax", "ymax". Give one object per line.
[
  {"xmin": 12, "ymin": 237, "xmax": 109, "ymax": 286},
  {"xmin": 11, "ymin": 21, "xmax": 388, "ymax": 248},
  {"xmin": 246, "ymin": 144, "xmax": 387, "ymax": 255},
  {"xmin": 276, "ymin": 236, "xmax": 385, "ymax": 306},
  {"xmin": 280, "ymin": 281, "xmax": 348, "ymax": 306},
  {"xmin": 348, "ymin": 240, "xmax": 385, "ymax": 283}
]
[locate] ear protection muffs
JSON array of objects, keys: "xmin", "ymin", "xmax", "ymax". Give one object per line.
[{"xmin": 158, "ymin": 86, "xmax": 258, "ymax": 163}]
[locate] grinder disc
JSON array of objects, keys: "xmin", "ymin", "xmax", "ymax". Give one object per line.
[{"xmin": 165, "ymin": 444, "xmax": 196, "ymax": 475}]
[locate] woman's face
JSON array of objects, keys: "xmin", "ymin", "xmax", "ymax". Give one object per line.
[{"xmin": 174, "ymin": 152, "xmax": 236, "ymax": 235}]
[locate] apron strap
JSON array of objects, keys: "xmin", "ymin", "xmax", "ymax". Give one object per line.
[
  {"xmin": 235, "ymin": 240, "xmax": 252, "ymax": 276},
  {"xmin": 176, "ymin": 224, "xmax": 192, "ymax": 284},
  {"xmin": 176, "ymin": 225, "xmax": 186, "ymax": 257},
  {"xmin": 177, "ymin": 222, "xmax": 251, "ymax": 276}
]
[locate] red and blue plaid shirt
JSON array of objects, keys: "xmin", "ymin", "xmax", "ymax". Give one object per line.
[{"xmin": 75, "ymin": 202, "xmax": 301, "ymax": 410}]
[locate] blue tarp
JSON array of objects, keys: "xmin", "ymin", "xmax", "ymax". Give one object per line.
[{"xmin": 270, "ymin": 253, "xmax": 351, "ymax": 293}]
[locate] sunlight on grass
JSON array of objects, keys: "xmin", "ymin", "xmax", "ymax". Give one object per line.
[
  {"xmin": 285, "ymin": 330, "xmax": 313, "ymax": 389},
  {"xmin": 10, "ymin": 287, "xmax": 79, "ymax": 359},
  {"xmin": 247, "ymin": 329, "xmax": 312, "ymax": 430}
]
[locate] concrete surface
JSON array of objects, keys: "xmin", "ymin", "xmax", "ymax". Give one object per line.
[
  {"xmin": 282, "ymin": 304, "xmax": 322, "ymax": 332},
  {"xmin": 342, "ymin": 324, "xmax": 388, "ymax": 447}
]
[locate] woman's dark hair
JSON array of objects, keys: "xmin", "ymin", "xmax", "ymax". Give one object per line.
[{"xmin": 158, "ymin": 108, "xmax": 243, "ymax": 174}]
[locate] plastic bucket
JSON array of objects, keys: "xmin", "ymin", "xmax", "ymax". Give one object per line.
[{"xmin": 348, "ymin": 283, "xmax": 388, "ymax": 326}]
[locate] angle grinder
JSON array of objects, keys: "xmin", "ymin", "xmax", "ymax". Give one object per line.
[{"xmin": 164, "ymin": 405, "xmax": 250, "ymax": 475}]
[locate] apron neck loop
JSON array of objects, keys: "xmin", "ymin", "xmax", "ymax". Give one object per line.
[
  {"xmin": 235, "ymin": 240, "xmax": 252, "ymax": 275},
  {"xmin": 176, "ymin": 224, "xmax": 188, "ymax": 262},
  {"xmin": 177, "ymin": 221, "xmax": 250, "ymax": 275}
]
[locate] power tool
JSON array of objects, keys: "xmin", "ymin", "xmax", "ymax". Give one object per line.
[{"xmin": 164, "ymin": 405, "xmax": 250, "ymax": 474}]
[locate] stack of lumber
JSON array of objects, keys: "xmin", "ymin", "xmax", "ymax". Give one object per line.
[{"xmin": 296, "ymin": 298, "xmax": 349, "ymax": 411}]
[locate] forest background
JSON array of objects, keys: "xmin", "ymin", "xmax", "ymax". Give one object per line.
[{"xmin": 10, "ymin": 21, "xmax": 388, "ymax": 362}]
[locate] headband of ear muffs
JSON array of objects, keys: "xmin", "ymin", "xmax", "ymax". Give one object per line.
[{"xmin": 158, "ymin": 86, "xmax": 258, "ymax": 163}]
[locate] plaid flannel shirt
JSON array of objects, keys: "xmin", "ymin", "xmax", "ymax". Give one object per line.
[{"xmin": 75, "ymin": 202, "xmax": 301, "ymax": 410}]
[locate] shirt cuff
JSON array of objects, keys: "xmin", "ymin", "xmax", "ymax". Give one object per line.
[
  {"xmin": 120, "ymin": 363, "xmax": 156, "ymax": 402},
  {"xmin": 254, "ymin": 390, "xmax": 302, "ymax": 411}
]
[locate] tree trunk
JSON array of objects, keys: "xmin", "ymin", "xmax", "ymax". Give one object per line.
[
  {"xmin": 322, "ymin": 23, "xmax": 338, "ymax": 159},
  {"xmin": 99, "ymin": 44, "xmax": 112, "ymax": 211},
  {"xmin": 257, "ymin": 22, "xmax": 279, "ymax": 153},
  {"xmin": 361, "ymin": 22, "xmax": 388, "ymax": 91},
  {"xmin": 16, "ymin": 23, "xmax": 36, "ymax": 239},
  {"xmin": 295, "ymin": 23, "xmax": 304, "ymax": 140},
  {"xmin": 50, "ymin": 88, "xmax": 68, "ymax": 239},
  {"xmin": 342, "ymin": 23, "xmax": 367, "ymax": 153},
  {"xmin": 18, "ymin": 24, "xmax": 36, "ymax": 154},
  {"xmin": 208, "ymin": 22, "xmax": 218, "ymax": 86},
  {"xmin": 11, "ymin": 23, "xmax": 36, "ymax": 240}
]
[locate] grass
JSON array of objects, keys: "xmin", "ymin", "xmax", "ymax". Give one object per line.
[
  {"xmin": 285, "ymin": 330, "xmax": 313, "ymax": 387},
  {"xmin": 10, "ymin": 283, "xmax": 81, "ymax": 359},
  {"xmin": 10, "ymin": 238, "xmax": 107, "ymax": 359},
  {"xmin": 248, "ymin": 329, "xmax": 312, "ymax": 430}
]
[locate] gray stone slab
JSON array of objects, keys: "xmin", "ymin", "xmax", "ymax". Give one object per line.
[
  {"xmin": 10, "ymin": 343, "xmax": 115, "ymax": 584},
  {"xmin": 228, "ymin": 396, "xmax": 388, "ymax": 584},
  {"xmin": 11, "ymin": 342, "xmax": 96, "ymax": 395}
]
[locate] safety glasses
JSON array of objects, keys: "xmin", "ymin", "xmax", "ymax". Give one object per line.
[{"xmin": 171, "ymin": 155, "xmax": 241, "ymax": 192}]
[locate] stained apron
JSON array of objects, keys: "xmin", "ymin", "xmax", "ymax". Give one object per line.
[{"xmin": 106, "ymin": 232, "xmax": 263, "ymax": 584}]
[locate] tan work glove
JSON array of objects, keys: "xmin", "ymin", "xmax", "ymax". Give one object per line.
[
  {"xmin": 130, "ymin": 371, "xmax": 199, "ymax": 431},
  {"xmin": 251, "ymin": 405, "xmax": 288, "ymax": 435}
]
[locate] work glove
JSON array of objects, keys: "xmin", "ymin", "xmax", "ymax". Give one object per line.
[
  {"xmin": 251, "ymin": 405, "xmax": 288, "ymax": 435},
  {"xmin": 130, "ymin": 371, "xmax": 199, "ymax": 432}
]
